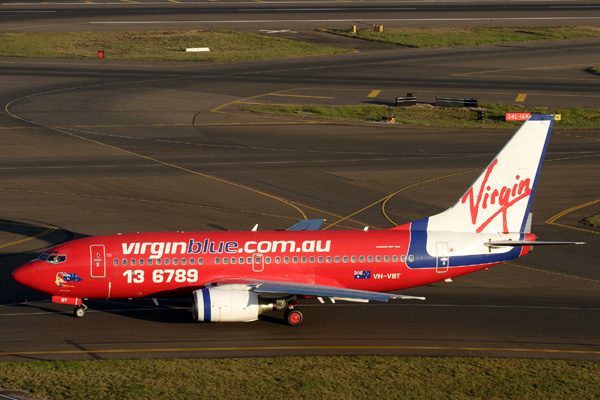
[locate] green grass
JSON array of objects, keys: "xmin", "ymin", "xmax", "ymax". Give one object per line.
[
  {"xmin": 0, "ymin": 30, "xmax": 353, "ymax": 61},
  {"xmin": 324, "ymin": 26, "xmax": 600, "ymax": 47},
  {"xmin": 244, "ymin": 103, "xmax": 600, "ymax": 129},
  {"xmin": 582, "ymin": 213, "xmax": 600, "ymax": 227},
  {"xmin": 0, "ymin": 357, "xmax": 598, "ymax": 399}
]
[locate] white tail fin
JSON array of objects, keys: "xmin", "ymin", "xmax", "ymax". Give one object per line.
[{"xmin": 426, "ymin": 114, "xmax": 554, "ymax": 234}]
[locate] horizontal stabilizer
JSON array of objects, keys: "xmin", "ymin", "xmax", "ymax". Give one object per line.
[{"xmin": 485, "ymin": 240, "xmax": 585, "ymax": 248}]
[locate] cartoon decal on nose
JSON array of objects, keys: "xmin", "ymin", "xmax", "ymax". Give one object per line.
[{"xmin": 55, "ymin": 272, "xmax": 83, "ymax": 288}]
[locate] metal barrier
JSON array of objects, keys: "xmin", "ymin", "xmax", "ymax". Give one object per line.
[
  {"xmin": 395, "ymin": 96, "xmax": 417, "ymax": 106},
  {"xmin": 435, "ymin": 97, "xmax": 478, "ymax": 108}
]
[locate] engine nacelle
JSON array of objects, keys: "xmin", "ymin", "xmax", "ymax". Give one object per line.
[{"xmin": 192, "ymin": 286, "xmax": 273, "ymax": 322}]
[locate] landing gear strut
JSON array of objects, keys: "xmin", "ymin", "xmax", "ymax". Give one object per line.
[{"xmin": 73, "ymin": 304, "xmax": 87, "ymax": 318}]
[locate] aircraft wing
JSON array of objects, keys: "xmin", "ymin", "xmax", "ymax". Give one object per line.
[
  {"xmin": 210, "ymin": 278, "xmax": 425, "ymax": 302},
  {"xmin": 285, "ymin": 219, "xmax": 325, "ymax": 231}
]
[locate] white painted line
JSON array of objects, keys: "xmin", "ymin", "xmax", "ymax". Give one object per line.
[{"xmin": 185, "ymin": 47, "xmax": 210, "ymax": 52}]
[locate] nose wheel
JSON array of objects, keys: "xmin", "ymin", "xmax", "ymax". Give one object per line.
[{"xmin": 73, "ymin": 304, "xmax": 87, "ymax": 318}]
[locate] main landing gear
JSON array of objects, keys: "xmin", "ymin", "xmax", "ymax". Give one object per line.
[
  {"xmin": 284, "ymin": 308, "xmax": 304, "ymax": 326},
  {"xmin": 276, "ymin": 298, "xmax": 304, "ymax": 326},
  {"xmin": 73, "ymin": 304, "xmax": 87, "ymax": 318}
]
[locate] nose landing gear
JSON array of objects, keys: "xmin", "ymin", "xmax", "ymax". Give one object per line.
[{"xmin": 73, "ymin": 304, "xmax": 87, "ymax": 318}]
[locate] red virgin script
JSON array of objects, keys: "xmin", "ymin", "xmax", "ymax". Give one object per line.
[{"xmin": 461, "ymin": 159, "xmax": 531, "ymax": 233}]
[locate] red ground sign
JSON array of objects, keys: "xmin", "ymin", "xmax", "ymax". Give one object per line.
[{"xmin": 505, "ymin": 113, "xmax": 531, "ymax": 121}]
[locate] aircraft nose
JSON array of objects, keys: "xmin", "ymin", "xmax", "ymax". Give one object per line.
[{"xmin": 12, "ymin": 262, "xmax": 35, "ymax": 287}]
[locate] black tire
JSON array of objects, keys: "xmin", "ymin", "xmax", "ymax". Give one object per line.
[
  {"xmin": 74, "ymin": 306, "xmax": 86, "ymax": 318},
  {"xmin": 284, "ymin": 309, "xmax": 303, "ymax": 326}
]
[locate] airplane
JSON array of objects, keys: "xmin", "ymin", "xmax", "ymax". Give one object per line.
[{"xmin": 12, "ymin": 114, "xmax": 583, "ymax": 326}]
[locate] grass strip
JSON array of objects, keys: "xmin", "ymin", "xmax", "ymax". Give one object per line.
[
  {"xmin": 323, "ymin": 26, "xmax": 600, "ymax": 47},
  {"xmin": 0, "ymin": 30, "xmax": 353, "ymax": 61},
  {"xmin": 0, "ymin": 357, "xmax": 598, "ymax": 400},
  {"xmin": 582, "ymin": 213, "xmax": 600, "ymax": 228},
  {"xmin": 244, "ymin": 103, "xmax": 600, "ymax": 129}
]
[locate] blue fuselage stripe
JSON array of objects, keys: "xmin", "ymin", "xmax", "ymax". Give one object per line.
[{"xmin": 407, "ymin": 218, "xmax": 521, "ymax": 269}]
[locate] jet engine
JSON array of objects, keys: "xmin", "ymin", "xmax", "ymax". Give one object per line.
[{"xmin": 192, "ymin": 286, "xmax": 273, "ymax": 322}]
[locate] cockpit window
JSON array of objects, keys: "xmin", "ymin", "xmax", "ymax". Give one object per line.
[{"xmin": 41, "ymin": 254, "xmax": 67, "ymax": 264}]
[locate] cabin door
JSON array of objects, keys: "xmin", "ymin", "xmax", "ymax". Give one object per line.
[
  {"xmin": 90, "ymin": 244, "xmax": 106, "ymax": 278},
  {"xmin": 252, "ymin": 253, "xmax": 264, "ymax": 272},
  {"xmin": 436, "ymin": 242, "xmax": 450, "ymax": 273}
]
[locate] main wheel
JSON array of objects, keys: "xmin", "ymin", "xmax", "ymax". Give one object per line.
[
  {"xmin": 74, "ymin": 306, "xmax": 86, "ymax": 318},
  {"xmin": 284, "ymin": 309, "xmax": 303, "ymax": 326}
]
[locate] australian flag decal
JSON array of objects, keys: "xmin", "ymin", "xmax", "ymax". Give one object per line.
[{"xmin": 354, "ymin": 270, "xmax": 371, "ymax": 279}]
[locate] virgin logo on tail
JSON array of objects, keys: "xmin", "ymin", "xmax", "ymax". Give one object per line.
[{"xmin": 461, "ymin": 158, "xmax": 532, "ymax": 233}]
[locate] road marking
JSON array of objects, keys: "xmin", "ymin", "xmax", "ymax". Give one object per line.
[
  {"xmin": 507, "ymin": 262, "xmax": 600, "ymax": 284},
  {"xmin": 515, "ymin": 93, "xmax": 527, "ymax": 102},
  {"xmin": 546, "ymin": 199, "xmax": 600, "ymax": 234},
  {"xmin": 90, "ymin": 17, "xmax": 600, "ymax": 25},
  {"xmin": 367, "ymin": 90, "xmax": 381, "ymax": 98},
  {"xmin": 0, "ymin": 345, "xmax": 598, "ymax": 357},
  {"xmin": 0, "ymin": 226, "xmax": 57, "ymax": 250},
  {"xmin": 259, "ymin": 29, "xmax": 297, "ymax": 34}
]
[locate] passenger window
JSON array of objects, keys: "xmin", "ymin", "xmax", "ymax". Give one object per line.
[
  {"xmin": 215, "ymin": 258, "xmax": 220, "ymax": 265},
  {"xmin": 139, "ymin": 259, "xmax": 145, "ymax": 266},
  {"xmin": 181, "ymin": 258, "xmax": 187, "ymax": 265},
  {"xmin": 343, "ymin": 256, "xmax": 348, "ymax": 263},
  {"xmin": 301, "ymin": 257, "xmax": 307, "ymax": 263},
  {"xmin": 408, "ymin": 255, "xmax": 414, "ymax": 262},
  {"xmin": 401, "ymin": 255, "xmax": 406, "ymax": 262},
  {"xmin": 275, "ymin": 257, "xmax": 281, "ymax": 264},
  {"xmin": 293, "ymin": 257, "xmax": 298, "ymax": 263},
  {"xmin": 326, "ymin": 256, "xmax": 332, "ymax": 263},
  {"xmin": 148, "ymin": 259, "xmax": 153, "ymax": 266},
  {"xmin": 156, "ymin": 259, "xmax": 162, "ymax": 266},
  {"xmin": 131, "ymin": 259, "xmax": 136, "ymax": 266},
  {"xmin": 173, "ymin": 258, "xmax": 179, "ymax": 265},
  {"xmin": 231, "ymin": 257, "xmax": 236, "ymax": 264},
  {"xmin": 164, "ymin": 258, "xmax": 170, "ymax": 266},
  {"xmin": 246, "ymin": 257, "xmax": 252, "ymax": 264},
  {"xmin": 351, "ymin": 256, "xmax": 357, "ymax": 263},
  {"xmin": 113, "ymin": 259, "xmax": 119, "ymax": 266},
  {"xmin": 238, "ymin": 257, "xmax": 244, "ymax": 264},
  {"xmin": 368, "ymin": 256, "xmax": 373, "ymax": 262},
  {"xmin": 198, "ymin": 258, "xmax": 203, "ymax": 265},
  {"xmin": 122, "ymin": 259, "xmax": 127, "ymax": 266},
  {"xmin": 318, "ymin": 256, "xmax": 323, "ymax": 263},
  {"xmin": 384, "ymin": 256, "xmax": 390, "ymax": 262},
  {"xmin": 359, "ymin": 256, "xmax": 365, "ymax": 262},
  {"xmin": 284, "ymin": 257, "xmax": 290, "ymax": 264},
  {"xmin": 392, "ymin": 255, "xmax": 398, "ymax": 262},
  {"xmin": 265, "ymin": 257, "xmax": 271, "ymax": 264},
  {"xmin": 223, "ymin": 258, "xmax": 228, "ymax": 265},
  {"xmin": 335, "ymin": 256, "xmax": 340, "ymax": 263},
  {"xmin": 189, "ymin": 258, "xmax": 195, "ymax": 265},
  {"xmin": 309, "ymin": 257, "xmax": 315, "ymax": 263}
]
